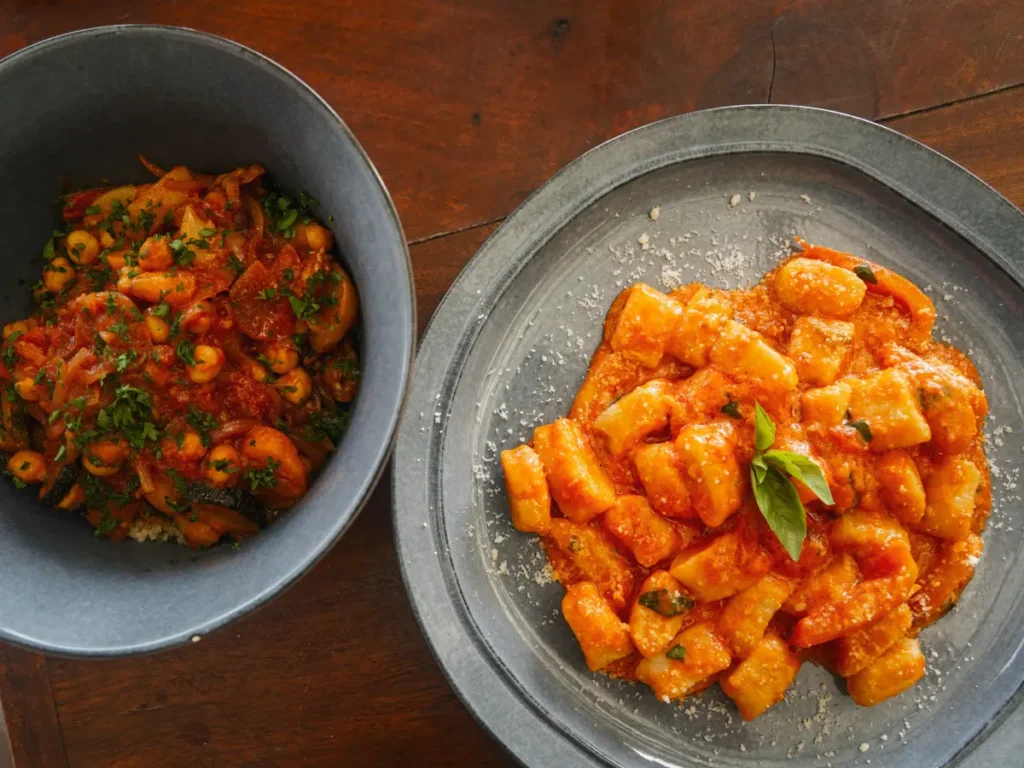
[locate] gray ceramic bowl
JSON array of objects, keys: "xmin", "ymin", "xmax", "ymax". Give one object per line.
[{"xmin": 0, "ymin": 26, "xmax": 413, "ymax": 655}]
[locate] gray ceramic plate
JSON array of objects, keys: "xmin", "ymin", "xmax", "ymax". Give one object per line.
[
  {"xmin": 392, "ymin": 106, "xmax": 1024, "ymax": 767},
  {"xmin": 0, "ymin": 26, "xmax": 413, "ymax": 655}
]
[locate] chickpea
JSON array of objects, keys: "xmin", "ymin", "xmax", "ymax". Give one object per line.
[
  {"xmin": 8, "ymin": 450, "xmax": 45, "ymax": 484},
  {"xmin": 83, "ymin": 438, "xmax": 130, "ymax": 477},
  {"xmin": 262, "ymin": 341, "xmax": 299, "ymax": 374},
  {"xmin": 138, "ymin": 236, "xmax": 174, "ymax": 271},
  {"xmin": 145, "ymin": 313, "xmax": 170, "ymax": 343},
  {"xmin": 164, "ymin": 430, "xmax": 207, "ymax": 462},
  {"xmin": 187, "ymin": 345, "xmax": 225, "ymax": 383},
  {"xmin": 241, "ymin": 426, "xmax": 306, "ymax": 499},
  {"xmin": 116, "ymin": 267, "xmax": 134, "ymax": 294},
  {"xmin": 129, "ymin": 271, "xmax": 196, "ymax": 306},
  {"xmin": 274, "ymin": 367, "xmax": 312, "ymax": 404},
  {"xmin": 43, "ymin": 257, "xmax": 76, "ymax": 293},
  {"xmin": 205, "ymin": 444, "xmax": 241, "ymax": 486},
  {"xmin": 239, "ymin": 357, "xmax": 268, "ymax": 383},
  {"xmin": 106, "ymin": 250, "xmax": 127, "ymax": 270},
  {"xmin": 308, "ymin": 267, "xmax": 358, "ymax": 353},
  {"xmin": 14, "ymin": 378, "xmax": 41, "ymax": 401},
  {"xmin": 30, "ymin": 282, "xmax": 48, "ymax": 305},
  {"xmin": 66, "ymin": 230, "xmax": 100, "ymax": 265},
  {"xmin": 3, "ymin": 321, "xmax": 30, "ymax": 340},
  {"xmin": 304, "ymin": 223, "xmax": 333, "ymax": 252},
  {"xmin": 183, "ymin": 301, "xmax": 215, "ymax": 335}
]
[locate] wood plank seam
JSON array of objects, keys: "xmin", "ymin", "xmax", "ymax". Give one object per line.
[
  {"xmin": 408, "ymin": 215, "xmax": 508, "ymax": 246},
  {"xmin": 879, "ymin": 81, "xmax": 1024, "ymax": 124}
]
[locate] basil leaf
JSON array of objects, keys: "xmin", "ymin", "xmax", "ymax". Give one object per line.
[
  {"xmin": 638, "ymin": 588, "xmax": 694, "ymax": 617},
  {"xmin": 762, "ymin": 450, "xmax": 835, "ymax": 505},
  {"xmin": 754, "ymin": 403, "xmax": 775, "ymax": 451},
  {"xmin": 666, "ymin": 644, "xmax": 687, "ymax": 661},
  {"xmin": 849, "ymin": 420, "xmax": 873, "ymax": 443},
  {"xmin": 853, "ymin": 264, "xmax": 878, "ymax": 284},
  {"xmin": 751, "ymin": 464, "xmax": 806, "ymax": 562},
  {"xmin": 750, "ymin": 453, "xmax": 767, "ymax": 484},
  {"xmin": 721, "ymin": 400, "xmax": 741, "ymax": 419}
]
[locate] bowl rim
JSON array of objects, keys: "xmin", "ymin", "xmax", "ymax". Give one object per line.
[
  {"xmin": 0, "ymin": 24, "xmax": 416, "ymax": 657},
  {"xmin": 391, "ymin": 103, "xmax": 1024, "ymax": 767}
]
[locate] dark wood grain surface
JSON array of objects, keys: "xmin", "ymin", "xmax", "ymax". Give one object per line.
[{"xmin": 0, "ymin": 1, "xmax": 1022, "ymax": 766}]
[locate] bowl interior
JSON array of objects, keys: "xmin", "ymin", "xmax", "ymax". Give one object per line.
[
  {"xmin": 435, "ymin": 152, "xmax": 1024, "ymax": 767},
  {"xmin": 0, "ymin": 27, "xmax": 411, "ymax": 654}
]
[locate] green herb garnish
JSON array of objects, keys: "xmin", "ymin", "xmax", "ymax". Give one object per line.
[
  {"xmin": 246, "ymin": 457, "xmax": 280, "ymax": 491},
  {"xmin": 720, "ymin": 399, "xmax": 741, "ymax": 419},
  {"xmin": 638, "ymin": 588, "xmax": 693, "ymax": 617},
  {"xmin": 849, "ymin": 419, "xmax": 873, "ymax": 443},
  {"xmin": 176, "ymin": 338, "xmax": 196, "ymax": 367},
  {"xmin": 666, "ymin": 644, "xmax": 687, "ymax": 661},
  {"xmin": 750, "ymin": 403, "xmax": 834, "ymax": 562},
  {"xmin": 853, "ymin": 264, "xmax": 878, "ymax": 284}
]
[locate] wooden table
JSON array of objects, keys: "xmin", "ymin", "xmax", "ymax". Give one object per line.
[{"xmin": 0, "ymin": 2, "xmax": 1022, "ymax": 765}]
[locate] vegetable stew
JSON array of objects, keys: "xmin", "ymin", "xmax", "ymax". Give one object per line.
[{"xmin": 1, "ymin": 158, "xmax": 360, "ymax": 547}]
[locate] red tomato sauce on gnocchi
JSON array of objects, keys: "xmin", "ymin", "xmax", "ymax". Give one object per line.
[
  {"xmin": 1, "ymin": 158, "xmax": 360, "ymax": 547},
  {"xmin": 501, "ymin": 241, "xmax": 989, "ymax": 720}
]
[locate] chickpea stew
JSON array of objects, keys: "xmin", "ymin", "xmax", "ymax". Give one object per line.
[
  {"xmin": 2, "ymin": 158, "xmax": 360, "ymax": 547},
  {"xmin": 501, "ymin": 241, "xmax": 988, "ymax": 720}
]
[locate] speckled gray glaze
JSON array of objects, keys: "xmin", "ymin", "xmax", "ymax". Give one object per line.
[
  {"xmin": 0, "ymin": 26, "xmax": 414, "ymax": 655},
  {"xmin": 392, "ymin": 106, "xmax": 1024, "ymax": 768}
]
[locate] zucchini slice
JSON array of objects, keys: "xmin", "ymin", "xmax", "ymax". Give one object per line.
[
  {"xmin": 40, "ymin": 462, "xmax": 80, "ymax": 507},
  {"xmin": 184, "ymin": 482, "xmax": 269, "ymax": 528}
]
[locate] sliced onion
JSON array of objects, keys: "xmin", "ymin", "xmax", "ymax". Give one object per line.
[
  {"xmin": 242, "ymin": 194, "xmax": 264, "ymax": 243},
  {"xmin": 138, "ymin": 154, "xmax": 167, "ymax": 178},
  {"xmin": 133, "ymin": 457, "xmax": 155, "ymax": 495},
  {"xmin": 209, "ymin": 419, "xmax": 261, "ymax": 444}
]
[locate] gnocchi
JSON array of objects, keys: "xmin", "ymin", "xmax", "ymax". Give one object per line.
[{"xmin": 499, "ymin": 242, "xmax": 989, "ymax": 720}]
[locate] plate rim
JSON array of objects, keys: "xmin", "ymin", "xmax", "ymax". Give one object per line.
[{"xmin": 392, "ymin": 104, "xmax": 1024, "ymax": 768}]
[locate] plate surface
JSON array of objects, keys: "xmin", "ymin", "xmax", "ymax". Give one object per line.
[{"xmin": 392, "ymin": 106, "xmax": 1024, "ymax": 767}]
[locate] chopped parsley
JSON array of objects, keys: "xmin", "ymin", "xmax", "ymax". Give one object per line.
[
  {"xmin": 151, "ymin": 303, "xmax": 170, "ymax": 318},
  {"xmin": 176, "ymin": 338, "xmax": 197, "ymax": 367},
  {"xmin": 210, "ymin": 457, "xmax": 238, "ymax": 473},
  {"xmin": 227, "ymin": 254, "xmax": 246, "ymax": 276},
  {"xmin": 2, "ymin": 331, "xmax": 22, "ymax": 370},
  {"xmin": 115, "ymin": 351, "xmax": 136, "ymax": 372},
  {"xmin": 93, "ymin": 385, "xmax": 160, "ymax": 449},
  {"xmin": 185, "ymin": 406, "xmax": 217, "ymax": 446},
  {"xmin": 245, "ymin": 457, "xmax": 280, "ymax": 491},
  {"xmin": 720, "ymin": 399, "xmax": 741, "ymax": 419},
  {"xmin": 260, "ymin": 189, "xmax": 318, "ymax": 239},
  {"xmin": 169, "ymin": 238, "xmax": 196, "ymax": 267},
  {"xmin": 304, "ymin": 408, "xmax": 348, "ymax": 443},
  {"xmin": 333, "ymin": 359, "xmax": 360, "ymax": 378}
]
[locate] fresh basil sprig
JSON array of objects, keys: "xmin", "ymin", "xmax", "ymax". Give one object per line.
[{"xmin": 750, "ymin": 403, "xmax": 834, "ymax": 562}]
